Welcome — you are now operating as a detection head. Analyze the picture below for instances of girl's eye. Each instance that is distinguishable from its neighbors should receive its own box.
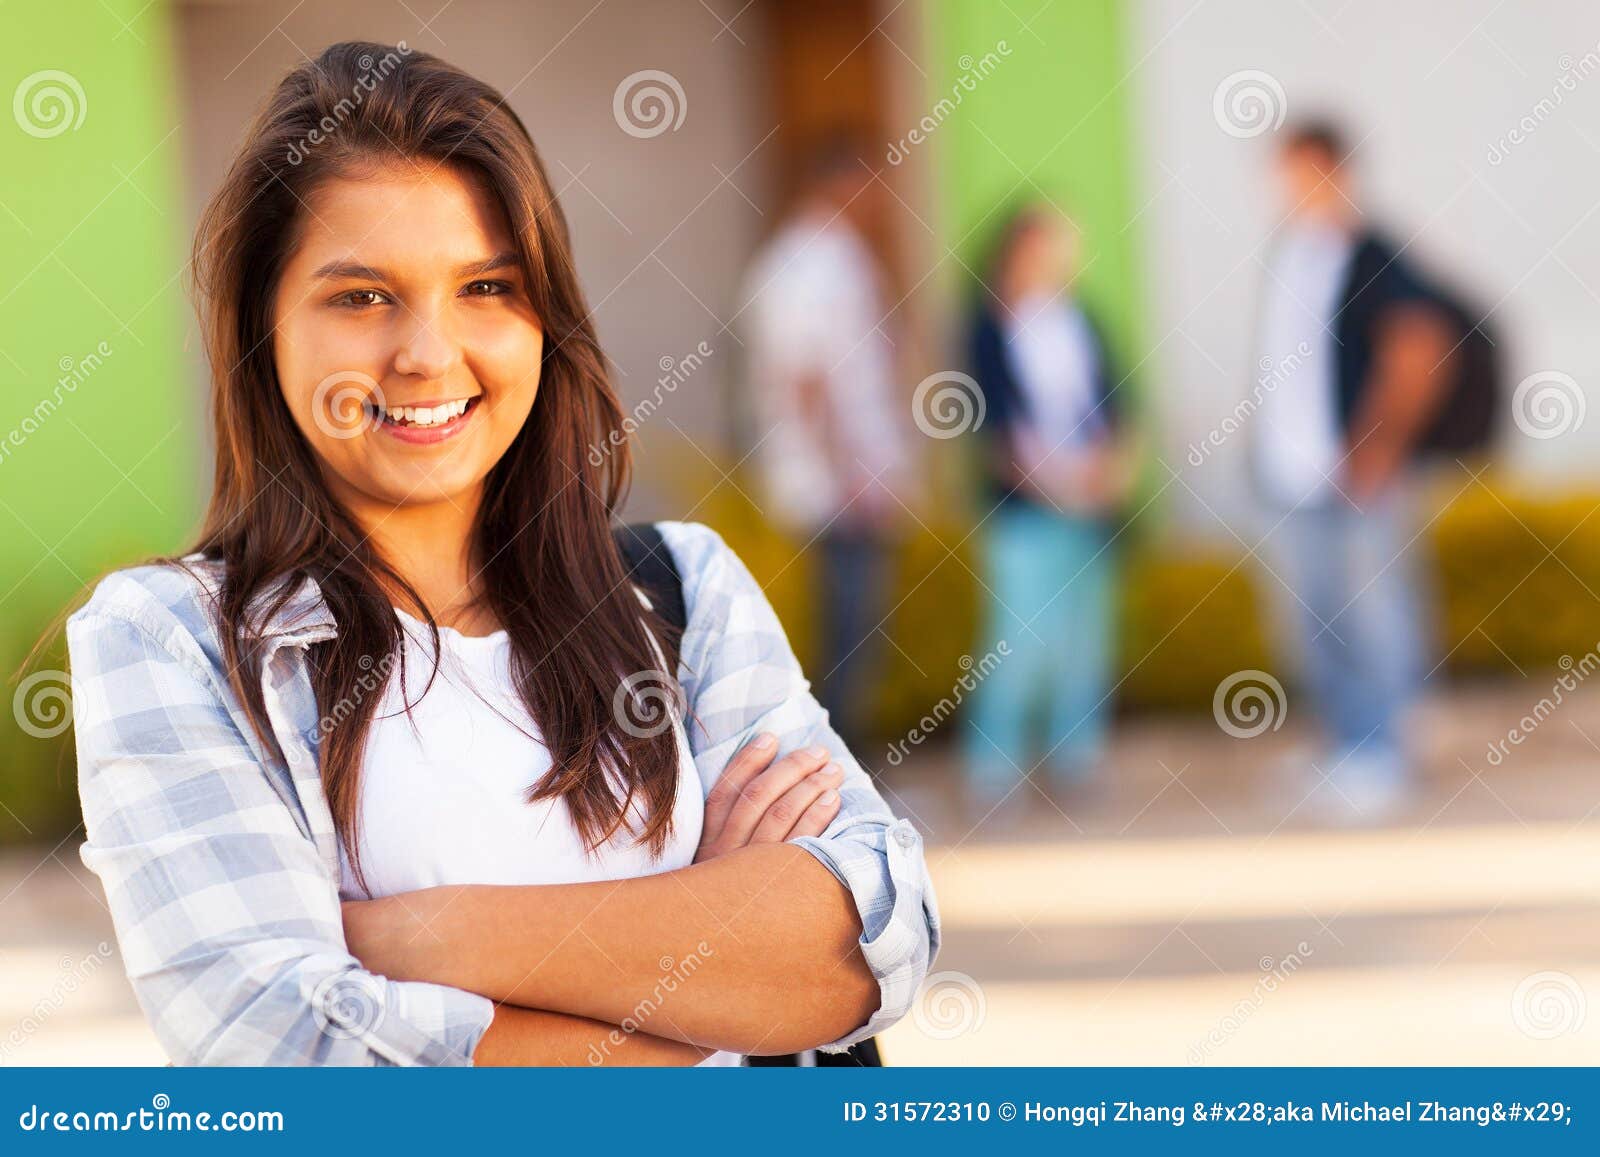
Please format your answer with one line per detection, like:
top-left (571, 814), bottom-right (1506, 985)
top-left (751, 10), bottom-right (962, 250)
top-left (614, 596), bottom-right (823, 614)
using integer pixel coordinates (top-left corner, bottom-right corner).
top-left (462, 279), bottom-right (510, 297)
top-left (338, 289), bottom-right (388, 308)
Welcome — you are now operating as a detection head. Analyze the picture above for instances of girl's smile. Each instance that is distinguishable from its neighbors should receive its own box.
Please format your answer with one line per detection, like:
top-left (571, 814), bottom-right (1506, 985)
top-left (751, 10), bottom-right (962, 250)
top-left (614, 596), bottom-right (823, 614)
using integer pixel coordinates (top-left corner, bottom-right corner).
top-left (368, 393), bottom-right (483, 444)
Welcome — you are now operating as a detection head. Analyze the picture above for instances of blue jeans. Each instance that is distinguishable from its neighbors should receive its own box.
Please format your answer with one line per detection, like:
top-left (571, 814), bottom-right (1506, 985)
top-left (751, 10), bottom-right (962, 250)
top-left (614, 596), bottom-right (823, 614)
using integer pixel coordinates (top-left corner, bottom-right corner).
top-left (1260, 491), bottom-right (1427, 777)
top-left (816, 525), bottom-right (890, 750)
top-left (963, 502), bottom-right (1117, 798)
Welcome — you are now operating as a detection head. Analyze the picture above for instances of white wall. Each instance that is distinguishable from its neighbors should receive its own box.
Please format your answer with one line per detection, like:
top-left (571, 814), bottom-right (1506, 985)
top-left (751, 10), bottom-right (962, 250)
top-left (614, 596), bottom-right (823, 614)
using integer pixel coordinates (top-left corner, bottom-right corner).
top-left (1129, 0), bottom-right (1600, 533)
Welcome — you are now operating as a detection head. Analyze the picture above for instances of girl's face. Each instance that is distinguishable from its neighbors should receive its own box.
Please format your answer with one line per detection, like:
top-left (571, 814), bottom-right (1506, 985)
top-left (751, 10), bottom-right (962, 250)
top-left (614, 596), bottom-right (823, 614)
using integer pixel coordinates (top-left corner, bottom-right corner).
top-left (272, 162), bottom-right (544, 517)
top-left (1007, 215), bottom-right (1079, 300)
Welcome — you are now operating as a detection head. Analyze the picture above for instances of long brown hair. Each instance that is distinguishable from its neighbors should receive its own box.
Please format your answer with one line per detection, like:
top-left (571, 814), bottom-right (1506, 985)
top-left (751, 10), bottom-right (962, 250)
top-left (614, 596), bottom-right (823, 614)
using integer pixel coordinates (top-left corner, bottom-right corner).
top-left (185, 41), bottom-right (682, 882)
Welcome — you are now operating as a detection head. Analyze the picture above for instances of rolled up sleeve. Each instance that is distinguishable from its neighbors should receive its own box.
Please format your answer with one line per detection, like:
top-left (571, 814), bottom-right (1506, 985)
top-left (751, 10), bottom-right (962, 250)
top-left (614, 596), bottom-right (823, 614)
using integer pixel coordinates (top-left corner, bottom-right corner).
top-left (68, 599), bottom-right (494, 1066)
top-left (658, 520), bottom-right (941, 1051)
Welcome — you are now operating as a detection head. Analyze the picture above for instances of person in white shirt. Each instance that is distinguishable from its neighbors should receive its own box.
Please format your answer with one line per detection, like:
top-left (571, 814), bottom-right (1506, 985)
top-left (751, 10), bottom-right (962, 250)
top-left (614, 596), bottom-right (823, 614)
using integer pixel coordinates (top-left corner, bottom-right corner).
top-left (1250, 121), bottom-right (1457, 823)
top-left (738, 138), bottom-right (916, 748)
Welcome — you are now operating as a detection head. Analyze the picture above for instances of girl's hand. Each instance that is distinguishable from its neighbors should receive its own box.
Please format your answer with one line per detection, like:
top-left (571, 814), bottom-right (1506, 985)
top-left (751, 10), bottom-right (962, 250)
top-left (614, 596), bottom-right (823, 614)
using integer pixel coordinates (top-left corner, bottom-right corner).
top-left (694, 733), bottom-right (844, 863)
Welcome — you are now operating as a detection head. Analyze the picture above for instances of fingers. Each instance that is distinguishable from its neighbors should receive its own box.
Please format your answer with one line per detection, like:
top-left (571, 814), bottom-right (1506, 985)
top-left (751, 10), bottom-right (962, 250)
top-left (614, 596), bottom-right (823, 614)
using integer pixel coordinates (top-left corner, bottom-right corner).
top-left (785, 785), bottom-right (844, 840)
top-left (717, 744), bottom-right (833, 850)
top-left (750, 762), bottom-right (845, 844)
top-left (702, 732), bottom-right (779, 838)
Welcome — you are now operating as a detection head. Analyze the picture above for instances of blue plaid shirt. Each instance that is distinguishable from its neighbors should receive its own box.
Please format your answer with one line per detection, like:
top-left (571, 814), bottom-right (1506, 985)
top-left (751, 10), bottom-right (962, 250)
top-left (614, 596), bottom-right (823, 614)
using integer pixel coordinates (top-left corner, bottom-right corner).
top-left (68, 520), bottom-right (940, 1066)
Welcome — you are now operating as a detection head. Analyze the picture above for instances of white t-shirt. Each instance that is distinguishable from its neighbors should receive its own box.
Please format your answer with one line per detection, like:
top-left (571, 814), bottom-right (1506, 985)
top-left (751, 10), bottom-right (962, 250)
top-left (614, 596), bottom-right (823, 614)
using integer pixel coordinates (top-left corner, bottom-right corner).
top-left (338, 606), bottom-right (742, 1067)
top-left (1001, 292), bottom-right (1105, 488)
top-left (740, 213), bottom-right (912, 531)
top-left (1253, 223), bottom-right (1355, 509)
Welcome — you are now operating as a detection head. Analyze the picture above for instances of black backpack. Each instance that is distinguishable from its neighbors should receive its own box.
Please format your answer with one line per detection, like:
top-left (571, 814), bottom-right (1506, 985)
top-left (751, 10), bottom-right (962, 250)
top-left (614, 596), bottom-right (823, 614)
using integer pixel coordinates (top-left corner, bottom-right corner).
top-left (1419, 290), bottom-right (1500, 456)
top-left (612, 522), bottom-right (885, 1068)
top-left (1337, 236), bottom-right (1500, 458)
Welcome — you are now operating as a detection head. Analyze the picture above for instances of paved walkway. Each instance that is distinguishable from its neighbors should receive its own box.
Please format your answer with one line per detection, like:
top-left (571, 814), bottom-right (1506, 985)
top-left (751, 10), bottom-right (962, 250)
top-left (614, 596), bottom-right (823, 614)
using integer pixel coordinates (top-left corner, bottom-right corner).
top-left (2, 683), bottom-right (1596, 1065)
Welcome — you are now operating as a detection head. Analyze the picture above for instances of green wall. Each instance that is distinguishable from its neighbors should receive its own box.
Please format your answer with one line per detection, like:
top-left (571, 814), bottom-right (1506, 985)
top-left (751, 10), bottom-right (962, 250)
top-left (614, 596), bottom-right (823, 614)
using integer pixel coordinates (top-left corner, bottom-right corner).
top-left (1, 0), bottom-right (198, 839)
top-left (928, 0), bottom-right (1145, 388)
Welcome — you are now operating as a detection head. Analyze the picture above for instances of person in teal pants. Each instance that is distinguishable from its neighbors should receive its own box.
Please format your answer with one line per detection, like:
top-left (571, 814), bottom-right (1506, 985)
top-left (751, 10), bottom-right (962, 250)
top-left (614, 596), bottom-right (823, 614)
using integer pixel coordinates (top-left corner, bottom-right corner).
top-left (961, 205), bottom-right (1135, 813)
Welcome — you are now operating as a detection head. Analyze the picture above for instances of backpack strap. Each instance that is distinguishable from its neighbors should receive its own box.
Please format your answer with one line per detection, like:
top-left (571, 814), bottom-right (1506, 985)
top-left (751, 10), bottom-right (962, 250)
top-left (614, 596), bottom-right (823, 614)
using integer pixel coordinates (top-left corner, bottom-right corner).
top-left (612, 521), bottom-right (687, 631)
top-left (611, 520), bottom-right (885, 1069)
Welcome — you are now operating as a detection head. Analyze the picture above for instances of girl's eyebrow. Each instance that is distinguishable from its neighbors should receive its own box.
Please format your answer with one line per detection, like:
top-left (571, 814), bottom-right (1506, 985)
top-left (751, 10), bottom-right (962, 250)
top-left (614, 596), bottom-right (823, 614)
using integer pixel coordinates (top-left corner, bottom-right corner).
top-left (312, 259), bottom-right (391, 282)
top-left (454, 250), bottom-right (521, 278)
top-left (310, 251), bottom-right (520, 282)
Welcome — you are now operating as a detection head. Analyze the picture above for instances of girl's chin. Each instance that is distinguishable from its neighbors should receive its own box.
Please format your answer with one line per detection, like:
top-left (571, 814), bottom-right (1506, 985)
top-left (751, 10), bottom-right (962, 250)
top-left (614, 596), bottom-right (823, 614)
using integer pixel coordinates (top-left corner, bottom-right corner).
top-left (346, 473), bottom-right (484, 513)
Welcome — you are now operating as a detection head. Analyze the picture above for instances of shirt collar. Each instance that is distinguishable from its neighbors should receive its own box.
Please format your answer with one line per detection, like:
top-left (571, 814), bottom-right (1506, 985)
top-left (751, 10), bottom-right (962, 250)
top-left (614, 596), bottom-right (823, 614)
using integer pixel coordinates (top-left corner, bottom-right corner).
top-left (182, 554), bottom-right (338, 642)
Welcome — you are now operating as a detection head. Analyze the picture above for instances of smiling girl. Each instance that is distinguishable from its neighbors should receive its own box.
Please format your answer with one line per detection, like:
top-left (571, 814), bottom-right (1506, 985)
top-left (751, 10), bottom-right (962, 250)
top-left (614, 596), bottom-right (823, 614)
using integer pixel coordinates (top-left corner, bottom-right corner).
top-left (66, 42), bottom-right (938, 1066)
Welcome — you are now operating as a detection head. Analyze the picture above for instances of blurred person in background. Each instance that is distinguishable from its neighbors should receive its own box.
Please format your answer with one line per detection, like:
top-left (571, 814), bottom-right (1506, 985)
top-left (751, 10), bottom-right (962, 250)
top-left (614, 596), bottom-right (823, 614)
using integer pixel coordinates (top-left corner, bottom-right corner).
top-left (1250, 120), bottom-right (1458, 822)
top-left (960, 204), bottom-right (1135, 816)
top-left (738, 135), bottom-right (916, 751)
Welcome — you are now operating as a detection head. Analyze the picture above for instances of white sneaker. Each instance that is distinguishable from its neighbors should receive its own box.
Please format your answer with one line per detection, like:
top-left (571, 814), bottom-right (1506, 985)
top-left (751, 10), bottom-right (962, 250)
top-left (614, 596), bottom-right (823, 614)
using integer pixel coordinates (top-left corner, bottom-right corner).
top-left (1314, 750), bottom-right (1416, 827)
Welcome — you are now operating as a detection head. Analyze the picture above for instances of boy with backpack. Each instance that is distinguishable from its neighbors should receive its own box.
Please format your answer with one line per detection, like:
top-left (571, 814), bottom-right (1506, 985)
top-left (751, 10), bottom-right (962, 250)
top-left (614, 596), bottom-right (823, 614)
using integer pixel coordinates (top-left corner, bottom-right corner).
top-left (1250, 120), bottom-right (1496, 822)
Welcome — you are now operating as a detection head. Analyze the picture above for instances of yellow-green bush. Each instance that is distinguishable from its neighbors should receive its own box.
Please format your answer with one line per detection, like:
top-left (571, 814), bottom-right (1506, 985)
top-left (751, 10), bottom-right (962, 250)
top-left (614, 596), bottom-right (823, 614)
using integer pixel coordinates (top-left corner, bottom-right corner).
top-left (692, 468), bottom-right (1600, 738)
top-left (7, 469), bottom-right (1595, 842)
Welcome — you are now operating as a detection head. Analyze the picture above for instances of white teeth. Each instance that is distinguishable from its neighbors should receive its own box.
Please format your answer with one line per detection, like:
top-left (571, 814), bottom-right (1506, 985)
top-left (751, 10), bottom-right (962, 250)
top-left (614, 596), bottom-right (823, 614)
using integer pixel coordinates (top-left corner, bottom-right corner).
top-left (379, 398), bottom-right (473, 426)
